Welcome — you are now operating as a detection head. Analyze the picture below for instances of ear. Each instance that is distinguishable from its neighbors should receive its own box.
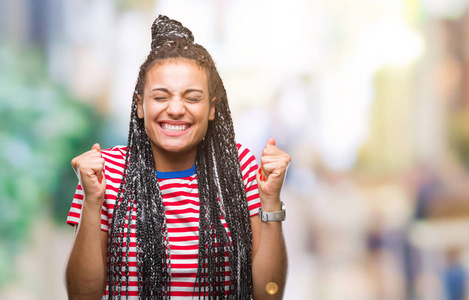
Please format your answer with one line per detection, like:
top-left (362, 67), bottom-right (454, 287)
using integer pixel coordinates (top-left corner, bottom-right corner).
top-left (209, 97), bottom-right (216, 121)
top-left (136, 94), bottom-right (144, 119)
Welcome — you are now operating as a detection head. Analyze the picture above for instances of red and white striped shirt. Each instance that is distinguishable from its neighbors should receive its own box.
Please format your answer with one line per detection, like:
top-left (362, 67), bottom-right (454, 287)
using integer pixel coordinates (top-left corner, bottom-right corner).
top-left (67, 143), bottom-right (261, 299)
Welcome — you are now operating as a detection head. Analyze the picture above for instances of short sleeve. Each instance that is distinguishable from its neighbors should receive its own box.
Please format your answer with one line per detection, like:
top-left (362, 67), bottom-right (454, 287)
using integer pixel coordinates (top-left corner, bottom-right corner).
top-left (237, 144), bottom-right (261, 217)
top-left (66, 146), bottom-right (127, 232)
top-left (66, 183), bottom-right (109, 232)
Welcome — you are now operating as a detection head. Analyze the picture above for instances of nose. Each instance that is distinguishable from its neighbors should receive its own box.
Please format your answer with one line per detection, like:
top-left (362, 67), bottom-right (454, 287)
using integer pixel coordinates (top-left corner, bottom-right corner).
top-left (167, 98), bottom-right (185, 118)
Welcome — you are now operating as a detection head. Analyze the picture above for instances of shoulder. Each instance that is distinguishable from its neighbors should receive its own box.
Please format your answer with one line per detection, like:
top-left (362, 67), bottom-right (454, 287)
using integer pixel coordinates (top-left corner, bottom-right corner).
top-left (101, 145), bottom-right (127, 157)
top-left (101, 145), bottom-right (127, 161)
top-left (101, 145), bottom-right (127, 174)
top-left (236, 143), bottom-right (258, 177)
top-left (236, 143), bottom-right (257, 165)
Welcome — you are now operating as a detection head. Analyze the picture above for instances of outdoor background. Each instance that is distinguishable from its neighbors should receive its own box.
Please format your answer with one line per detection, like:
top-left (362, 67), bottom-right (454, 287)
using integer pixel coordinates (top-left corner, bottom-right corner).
top-left (2, 0), bottom-right (469, 299)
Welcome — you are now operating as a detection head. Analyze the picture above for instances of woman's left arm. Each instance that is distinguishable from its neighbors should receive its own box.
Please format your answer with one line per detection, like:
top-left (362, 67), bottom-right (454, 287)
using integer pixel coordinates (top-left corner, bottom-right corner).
top-left (251, 138), bottom-right (290, 299)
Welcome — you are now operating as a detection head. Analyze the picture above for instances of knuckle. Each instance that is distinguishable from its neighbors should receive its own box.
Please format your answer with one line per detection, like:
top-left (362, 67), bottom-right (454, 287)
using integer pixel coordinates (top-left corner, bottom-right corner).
top-left (74, 159), bottom-right (82, 168)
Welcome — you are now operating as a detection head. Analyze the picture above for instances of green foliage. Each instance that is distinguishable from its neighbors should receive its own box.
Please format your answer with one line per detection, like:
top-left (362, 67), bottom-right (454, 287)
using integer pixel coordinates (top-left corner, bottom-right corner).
top-left (0, 45), bottom-right (104, 286)
top-left (115, 0), bottom-right (154, 11)
top-left (449, 109), bottom-right (469, 168)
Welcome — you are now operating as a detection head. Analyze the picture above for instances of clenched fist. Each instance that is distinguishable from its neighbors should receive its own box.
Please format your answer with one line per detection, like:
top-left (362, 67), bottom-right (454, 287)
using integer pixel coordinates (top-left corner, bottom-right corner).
top-left (257, 138), bottom-right (291, 209)
top-left (71, 143), bottom-right (106, 206)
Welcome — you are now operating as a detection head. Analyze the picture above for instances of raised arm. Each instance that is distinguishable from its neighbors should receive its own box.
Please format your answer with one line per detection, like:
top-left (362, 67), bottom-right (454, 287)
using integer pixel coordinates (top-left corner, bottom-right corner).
top-left (251, 138), bottom-right (290, 299)
top-left (66, 143), bottom-right (108, 300)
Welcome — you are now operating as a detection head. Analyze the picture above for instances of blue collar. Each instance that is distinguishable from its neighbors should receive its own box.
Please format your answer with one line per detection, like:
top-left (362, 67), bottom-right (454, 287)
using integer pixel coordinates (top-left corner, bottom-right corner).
top-left (155, 164), bottom-right (196, 179)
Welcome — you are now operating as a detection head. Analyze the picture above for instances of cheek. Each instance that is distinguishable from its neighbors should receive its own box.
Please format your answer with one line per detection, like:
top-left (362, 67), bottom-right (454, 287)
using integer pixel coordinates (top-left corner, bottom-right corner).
top-left (142, 119), bottom-right (153, 139)
top-left (198, 118), bottom-right (211, 138)
top-left (142, 102), bottom-right (151, 117)
top-left (142, 102), bottom-right (164, 119)
top-left (142, 105), bottom-right (160, 133)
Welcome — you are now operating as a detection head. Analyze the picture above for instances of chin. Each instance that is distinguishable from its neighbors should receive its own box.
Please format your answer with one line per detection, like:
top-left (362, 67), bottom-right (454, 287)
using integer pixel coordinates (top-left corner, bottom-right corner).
top-left (159, 142), bottom-right (193, 154)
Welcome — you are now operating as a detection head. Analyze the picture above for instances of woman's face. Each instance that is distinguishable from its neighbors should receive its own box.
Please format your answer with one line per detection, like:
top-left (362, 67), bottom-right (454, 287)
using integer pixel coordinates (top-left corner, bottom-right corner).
top-left (137, 58), bottom-right (215, 165)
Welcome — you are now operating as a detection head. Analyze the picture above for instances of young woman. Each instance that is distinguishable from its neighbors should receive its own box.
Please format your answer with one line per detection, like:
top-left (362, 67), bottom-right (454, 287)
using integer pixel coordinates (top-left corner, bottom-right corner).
top-left (66, 15), bottom-right (290, 300)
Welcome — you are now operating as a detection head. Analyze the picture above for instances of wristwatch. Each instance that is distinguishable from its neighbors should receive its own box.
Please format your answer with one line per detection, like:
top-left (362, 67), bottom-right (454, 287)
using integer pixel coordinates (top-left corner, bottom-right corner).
top-left (258, 202), bottom-right (286, 222)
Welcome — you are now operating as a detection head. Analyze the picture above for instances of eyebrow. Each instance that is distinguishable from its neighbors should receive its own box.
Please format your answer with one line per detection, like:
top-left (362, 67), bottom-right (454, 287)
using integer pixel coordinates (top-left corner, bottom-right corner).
top-left (150, 88), bottom-right (204, 95)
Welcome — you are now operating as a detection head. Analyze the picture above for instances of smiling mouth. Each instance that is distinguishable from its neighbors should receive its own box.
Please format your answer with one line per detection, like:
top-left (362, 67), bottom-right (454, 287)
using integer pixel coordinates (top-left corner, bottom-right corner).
top-left (160, 123), bottom-right (191, 132)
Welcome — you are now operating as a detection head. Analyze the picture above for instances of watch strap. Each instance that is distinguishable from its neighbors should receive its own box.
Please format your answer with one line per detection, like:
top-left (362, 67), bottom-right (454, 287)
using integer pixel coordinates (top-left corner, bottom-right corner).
top-left (258, 202), bottom-right (286, 222)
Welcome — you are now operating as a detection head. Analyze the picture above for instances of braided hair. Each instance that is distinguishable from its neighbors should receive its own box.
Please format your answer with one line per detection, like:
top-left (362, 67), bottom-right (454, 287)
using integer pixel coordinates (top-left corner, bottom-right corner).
top-left (107, 15), bottom-right (253, 299)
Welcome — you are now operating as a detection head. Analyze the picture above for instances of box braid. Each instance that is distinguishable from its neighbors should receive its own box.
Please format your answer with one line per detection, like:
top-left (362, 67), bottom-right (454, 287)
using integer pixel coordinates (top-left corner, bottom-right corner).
top-left (107, 15), bottom-right (253, 299)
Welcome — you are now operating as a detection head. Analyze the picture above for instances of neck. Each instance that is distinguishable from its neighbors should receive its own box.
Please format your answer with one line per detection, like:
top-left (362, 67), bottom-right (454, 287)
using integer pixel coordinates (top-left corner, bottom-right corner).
top-left (151, 147), bottom-right (197, 172)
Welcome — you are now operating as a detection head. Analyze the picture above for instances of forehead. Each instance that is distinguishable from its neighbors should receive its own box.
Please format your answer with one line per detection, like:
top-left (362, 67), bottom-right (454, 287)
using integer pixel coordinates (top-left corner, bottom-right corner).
top-left (146, 58), bottom-right (208, 88)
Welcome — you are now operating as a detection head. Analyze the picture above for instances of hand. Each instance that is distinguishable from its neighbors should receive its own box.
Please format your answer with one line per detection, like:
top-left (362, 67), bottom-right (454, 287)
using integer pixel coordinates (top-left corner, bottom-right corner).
top-left (257, 138), bottom-right (291, 209)
top-left (71, 143), bottom-right (106, 205)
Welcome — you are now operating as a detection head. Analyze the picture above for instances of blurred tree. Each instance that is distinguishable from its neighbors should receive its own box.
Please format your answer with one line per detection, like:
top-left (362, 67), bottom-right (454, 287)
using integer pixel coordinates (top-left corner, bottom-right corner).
top-left (0, 44), bottom-right (104, 287)
top-left (448, 110), bottom-right (469, 168)
top-left (116, 0), bottom-right (155, 11)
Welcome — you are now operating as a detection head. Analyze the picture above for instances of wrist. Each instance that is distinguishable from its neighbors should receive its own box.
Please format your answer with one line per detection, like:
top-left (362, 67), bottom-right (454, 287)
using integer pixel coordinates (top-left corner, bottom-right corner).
top-left (260, 202), bottom-right (281, 212)
top-left (258, 201), bottom-right (286, 222)
top-left (260, 197), bottom-right (281, 212)
top-left (82, 196), bottom-right (104, 215)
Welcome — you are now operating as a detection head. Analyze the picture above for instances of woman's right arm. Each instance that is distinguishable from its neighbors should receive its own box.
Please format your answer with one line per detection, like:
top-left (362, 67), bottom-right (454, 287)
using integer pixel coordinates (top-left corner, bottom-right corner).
top-left (66, 143), bottom-right (108, 300)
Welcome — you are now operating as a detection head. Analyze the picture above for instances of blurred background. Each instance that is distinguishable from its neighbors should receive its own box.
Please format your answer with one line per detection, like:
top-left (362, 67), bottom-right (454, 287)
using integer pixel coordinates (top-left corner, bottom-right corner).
top-left (3, 0), bottom-right (469, 299)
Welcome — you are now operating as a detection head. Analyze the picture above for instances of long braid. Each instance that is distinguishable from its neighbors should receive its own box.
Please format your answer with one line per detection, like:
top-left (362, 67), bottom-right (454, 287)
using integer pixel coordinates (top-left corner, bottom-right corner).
top-left (108, 68), bottom-right (171, 299)
top-left (195, 139), bottom-right (233, 298)
top-left (107, 97), bottom-right (133, 297)
top-left (204, 79), bottom-right (254, 298)
top-left (108, 15), bottom-right (253, 299)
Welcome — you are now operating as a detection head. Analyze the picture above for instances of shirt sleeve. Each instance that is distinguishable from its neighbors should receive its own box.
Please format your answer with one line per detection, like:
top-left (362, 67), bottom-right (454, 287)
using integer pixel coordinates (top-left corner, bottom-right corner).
top-left (237, 144), bottom-right (262, 217)
top-left (66, 183), bottom-right (110, 232)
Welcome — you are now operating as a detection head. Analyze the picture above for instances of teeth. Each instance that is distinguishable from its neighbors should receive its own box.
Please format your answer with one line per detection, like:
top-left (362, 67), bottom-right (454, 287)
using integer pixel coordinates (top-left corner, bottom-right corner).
top-left (162, 124), bottom-right (188, 131)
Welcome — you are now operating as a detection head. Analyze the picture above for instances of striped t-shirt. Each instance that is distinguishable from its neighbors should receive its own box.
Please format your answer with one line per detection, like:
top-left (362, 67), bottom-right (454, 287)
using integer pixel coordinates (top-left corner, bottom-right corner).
top-left (67, 143), bottom-right (261, 299)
